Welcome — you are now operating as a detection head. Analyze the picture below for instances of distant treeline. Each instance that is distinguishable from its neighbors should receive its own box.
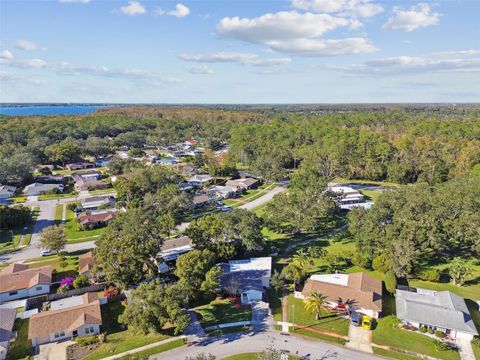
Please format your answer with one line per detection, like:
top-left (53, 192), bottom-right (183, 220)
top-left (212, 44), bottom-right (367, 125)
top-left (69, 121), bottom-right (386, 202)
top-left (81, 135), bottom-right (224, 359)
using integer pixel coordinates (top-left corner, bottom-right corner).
top-left (1, 106), bottom-right (479, 185)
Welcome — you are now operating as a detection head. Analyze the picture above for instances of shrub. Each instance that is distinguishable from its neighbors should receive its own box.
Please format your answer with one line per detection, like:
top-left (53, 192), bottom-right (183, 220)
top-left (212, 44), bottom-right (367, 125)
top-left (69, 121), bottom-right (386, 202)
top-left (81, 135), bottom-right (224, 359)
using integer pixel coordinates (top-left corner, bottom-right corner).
top-left (104, 284), bottom-right (120, 299)
top-left (73, 275), bottom-right (89, 289)
top-left (352, 253), bottom-right (371, 268)
top-left (60, 276), bottom-right (74, 288)
top-left (384, 271), bottom-right (397, 294)
top-left (434, 340), bottom-right (449, 352)
top-left (67, 203), bottom-right (77, 211)
top-left (59, 261), bottom-right (68, 269)
top-left (419, 268), bottom-right (441, 282)
top-left (427, 328), bottom-right (434, 334)
top-left (435, 330), bottom-right (445, 338)
top-left (76, 335), bottom-right (99, 346)
top-left (372, 254), bottom-right (391, 273)
top-left (419, 326), bottom-right (427, 333)
top-left (57, 285), bottom-right (69, 294)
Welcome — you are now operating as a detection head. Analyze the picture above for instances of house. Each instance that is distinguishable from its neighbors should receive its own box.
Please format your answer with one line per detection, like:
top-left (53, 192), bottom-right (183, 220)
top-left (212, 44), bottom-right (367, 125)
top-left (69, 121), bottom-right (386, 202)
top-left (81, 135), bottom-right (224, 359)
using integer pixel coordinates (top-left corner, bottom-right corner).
top-left (159, 236), bottom-right (194, 262)
top-left (174, 163), bottom-right (198, 177)
top-left (155, 157), bottom-right (180, 166)
top-left (28, 293), bottom-right (102, 347)
top-left (23, 183), bottom-right (64, 197)
top-left (77, 210), bottom-right (117, 230)
top-left (298, 272), bottom-right (383, 318)
top-left (188, 174), bottom-right (213, 188)
top-left (226, 178), bottom-right (259, 191)
top-left (0, 264), bottom-right (52, 303)
top-left (65, 162), bottom-right (95, 171)
top-left (72, 171), bottom-right (101, 183)
top-left (0, 308), bottom-right (16, 360)
top-left (80, 196), bottom-right (115, 210)
top-left (221, 257), bottom-right (272, 304)
top-left (35, 174), bottom-right (65, 184)
top-left (0, 185), bottom-right (16, 201)
top-left (79, 252), bottom-right (95, 279)
top-left (192, 194), bottom-right (212, 208)
top-left (95, 158), bottom-right (111, 167)
top-left (327, 186), bottom-right (373, 210)
top-left (74, 180), bottom-right (109, 192)
top-left (207, 185), bottom-right (238, 200)
top-left (395, 288), bottom-right (478, 340)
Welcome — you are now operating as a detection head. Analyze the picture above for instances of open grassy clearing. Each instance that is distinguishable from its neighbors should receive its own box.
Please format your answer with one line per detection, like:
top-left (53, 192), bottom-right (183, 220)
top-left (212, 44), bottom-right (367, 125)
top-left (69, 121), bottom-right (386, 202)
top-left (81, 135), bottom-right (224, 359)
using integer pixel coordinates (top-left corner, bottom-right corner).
top-left (194, 297), bottom-right (252, 328)
top-left (38, 191), bottom-right (78, 201)
top-left (88, 188), bottom-right (116, 195)
top-left (372, 316), bottom-right (460, 360)
top-left (372, 347), bottom-right (422, 360)
top-left (115, 338), bottom-right (186, 360)
top-left (82, 301), bottom-right (172, 360)
top-left (332, 178), bottom-right (402, 188)
top-left (290, 328), bottom-right (347, 345)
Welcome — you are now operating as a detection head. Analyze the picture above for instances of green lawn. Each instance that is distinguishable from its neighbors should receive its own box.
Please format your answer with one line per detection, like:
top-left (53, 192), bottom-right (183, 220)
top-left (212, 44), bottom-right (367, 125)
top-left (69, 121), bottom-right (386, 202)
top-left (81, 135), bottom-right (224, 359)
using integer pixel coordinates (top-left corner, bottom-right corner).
top-left (372, 316), bottom-right (460, 360)
top-left (291, 328), bottom-right (347, 345)
top-left (207, 325), bottom-right (251, 336)
top-left (38, 191), bottom-right (78, 201)
top-left (10, 195), bottom-right (27, 203)
top-left (82, 302), bottom-right (172, 360)
top-left (373, 347), bottom-right (422, 360)
top-left (0, 206), bottom-right (39, 252)
top-left (64, 208), bottom-right (106, 241)
top-left (194, 298), bottom-right (252, 328)
top-left (360, 189), bottom-right (383, 202)
top-left (287, 295), bottom-right (349, 336)
top-left (88, 188), bottom-right (116, 195)
top-left (333, 178), bottom-right (402, 188)
top-left (6, 319), bottom-right (33, 360)
top-left (53, 167), bottom-right (108, 176)
top-left (115, 338), bottom-right (186, 360)
top-left (23, 206), bottom-right (39, 246)
top-left (26, 253), bottom-right (80, 281)
top-left (471, 341), bottom-right (480, 360)
top-left (55, 203), bottom-right (64, 222)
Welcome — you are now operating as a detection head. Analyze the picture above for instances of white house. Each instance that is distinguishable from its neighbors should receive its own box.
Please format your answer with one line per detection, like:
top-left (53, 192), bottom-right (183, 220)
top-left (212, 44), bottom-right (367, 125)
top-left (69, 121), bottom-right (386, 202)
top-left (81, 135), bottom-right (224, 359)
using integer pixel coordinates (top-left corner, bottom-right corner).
top-left (23, 183), bottom-right (64, 197)
top-left (396, 288), bottom-right (478, 340)
top-left (327, 186), bottom-right (373, 210)
top-left (221, 257), bottom-right (272, 304)
top-left (28, 293), bottom-right (102, 347)
top-left (207, 185), bottom-right (238, 200)
top-left (80, 195), bottom-right (115, 210)
top-left (0, 185), bottom-right (16, 201)
top-left (0, 264), bottom-right (52, 303)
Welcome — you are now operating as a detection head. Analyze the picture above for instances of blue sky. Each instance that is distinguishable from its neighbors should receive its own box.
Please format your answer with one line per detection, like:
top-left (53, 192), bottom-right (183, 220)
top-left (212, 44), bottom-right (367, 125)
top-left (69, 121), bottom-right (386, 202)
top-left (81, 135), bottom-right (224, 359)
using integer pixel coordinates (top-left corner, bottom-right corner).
top-left (0, 0), bottom-right (479, 103)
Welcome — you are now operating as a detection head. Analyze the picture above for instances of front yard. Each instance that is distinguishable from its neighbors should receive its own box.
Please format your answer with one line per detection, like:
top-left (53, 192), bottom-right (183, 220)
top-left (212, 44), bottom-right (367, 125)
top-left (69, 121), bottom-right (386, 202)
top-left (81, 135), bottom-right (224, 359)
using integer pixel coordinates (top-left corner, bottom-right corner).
top-left (194, 297), bottom-right (252, 328)
top-left (55, 204), bottom-right (106, 242)
top-left (0, 206), bottom-right (39, 253)
top-left (372, 316), bottom-right (460, 360)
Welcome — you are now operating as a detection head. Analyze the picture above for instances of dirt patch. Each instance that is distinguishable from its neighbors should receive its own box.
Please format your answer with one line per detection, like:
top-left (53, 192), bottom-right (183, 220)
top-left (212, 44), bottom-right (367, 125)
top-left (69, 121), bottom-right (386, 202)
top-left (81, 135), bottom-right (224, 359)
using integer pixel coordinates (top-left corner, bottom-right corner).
top-left (66, 343), bottom-right (100, 360)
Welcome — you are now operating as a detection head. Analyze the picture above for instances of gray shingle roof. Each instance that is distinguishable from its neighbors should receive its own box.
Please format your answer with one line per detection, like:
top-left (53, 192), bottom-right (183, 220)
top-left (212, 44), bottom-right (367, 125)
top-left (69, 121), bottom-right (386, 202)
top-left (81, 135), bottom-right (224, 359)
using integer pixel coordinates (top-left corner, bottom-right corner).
top-left (395, 289), bottom-right (478, 335)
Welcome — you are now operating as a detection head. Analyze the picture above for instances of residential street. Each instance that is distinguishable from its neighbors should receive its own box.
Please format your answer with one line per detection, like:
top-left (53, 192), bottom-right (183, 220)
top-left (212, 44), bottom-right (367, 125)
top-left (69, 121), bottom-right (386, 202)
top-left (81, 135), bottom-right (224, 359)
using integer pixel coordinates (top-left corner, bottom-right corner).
top-left (153, 330), bottom-right (382, 360)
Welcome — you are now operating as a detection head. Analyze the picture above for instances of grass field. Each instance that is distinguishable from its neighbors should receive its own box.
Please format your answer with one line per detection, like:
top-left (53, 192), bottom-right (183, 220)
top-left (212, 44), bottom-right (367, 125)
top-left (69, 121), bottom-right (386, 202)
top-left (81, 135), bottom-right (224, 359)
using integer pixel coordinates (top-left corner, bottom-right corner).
top-left (38, 190), bottom-right (78, 201)
top-left (26, 252), bottom-right (80, 281)
top-left (373, 347), bottom-right (422, 360)
top-left (287, 295), bottom-right (349, 336)
top-left (372, 316), bottom-right (460, 360)
top-left (194, 297), bottom-right (252, 328)
top-left (290, 328), bottom-right (347, 345)
top-left (63, 207), bottom-right (106, 242)
top-left (82, 302), bottom-right (172, 360)
top-left (6, 319), bottom-right (33, 360)
top-left (0, 206), bottom-right (39, 252)
top-left (115, 338), bottom-right (186, 360)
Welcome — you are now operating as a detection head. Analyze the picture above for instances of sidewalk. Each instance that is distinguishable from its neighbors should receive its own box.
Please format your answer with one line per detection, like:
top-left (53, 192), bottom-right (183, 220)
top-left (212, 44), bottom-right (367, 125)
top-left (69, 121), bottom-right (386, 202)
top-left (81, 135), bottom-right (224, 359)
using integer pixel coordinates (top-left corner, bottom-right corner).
top-left (99, 336), bottom-right (186, 360)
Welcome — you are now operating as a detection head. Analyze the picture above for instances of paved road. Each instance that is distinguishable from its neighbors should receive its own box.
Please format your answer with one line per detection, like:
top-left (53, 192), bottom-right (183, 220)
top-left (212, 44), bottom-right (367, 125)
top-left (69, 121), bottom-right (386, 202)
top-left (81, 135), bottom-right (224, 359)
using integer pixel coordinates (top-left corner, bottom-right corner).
top-left (0, 193), bottom-right (112, 264)
top-left (153, 330), bottom-right (381, 360)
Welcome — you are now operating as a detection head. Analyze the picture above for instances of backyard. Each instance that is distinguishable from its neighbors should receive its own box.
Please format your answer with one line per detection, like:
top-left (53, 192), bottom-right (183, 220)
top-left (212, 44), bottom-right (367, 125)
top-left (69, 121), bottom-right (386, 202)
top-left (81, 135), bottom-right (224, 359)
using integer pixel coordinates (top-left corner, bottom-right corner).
top-left (193, 297), bottom-right (252, 328)
top-left (6, 319), bottom-right (33, 360)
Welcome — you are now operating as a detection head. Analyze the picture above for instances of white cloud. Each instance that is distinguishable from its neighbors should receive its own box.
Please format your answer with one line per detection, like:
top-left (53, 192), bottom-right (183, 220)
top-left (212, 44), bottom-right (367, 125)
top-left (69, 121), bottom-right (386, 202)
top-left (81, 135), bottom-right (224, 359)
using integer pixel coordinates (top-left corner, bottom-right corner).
top-left (0, 71), bottom-right (47, 85)
top-left (383, 3), bottom-right (441, 32)
top-left (185, 65), bottom-right (214, 74)
top-left (59, 0), bottom-right (91, 3)
top-left (0, 50), bottom-right (14, 60)
top-left (2, 58), bottom-right (48, 68)
top-left (433, 50), bottom-right (480, 57)
top-left (291, 0), bottom-right (383, 18)
top-left (118, 1), bottom-right (146, 16)
top-left (156, 3), bottom-right (190, 18)
top-left (329, 54), bottom-right (480, 75)
top-left (180, 52), bottom-right (292, 66)
top-left (16, 39), bottom-right (38, 51)
top-left (216, 11), bottom-right (375, 56)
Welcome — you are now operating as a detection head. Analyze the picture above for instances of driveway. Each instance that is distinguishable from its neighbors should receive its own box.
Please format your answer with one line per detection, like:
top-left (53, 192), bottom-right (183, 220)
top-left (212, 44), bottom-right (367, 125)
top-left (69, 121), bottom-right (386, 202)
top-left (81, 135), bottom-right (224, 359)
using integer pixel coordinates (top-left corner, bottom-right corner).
top-left (251, 301), bottom-right (271, 332)
top-left (457, 338), bottom-right (476, 360)
top-left (153, 330), bottom-right (381, 360)
top-left (346, 323), bottom-right (373, 353)
top-left (238, 184), bottom-right (287, 211)
top-left (35, 340), bottom-right (73, 360)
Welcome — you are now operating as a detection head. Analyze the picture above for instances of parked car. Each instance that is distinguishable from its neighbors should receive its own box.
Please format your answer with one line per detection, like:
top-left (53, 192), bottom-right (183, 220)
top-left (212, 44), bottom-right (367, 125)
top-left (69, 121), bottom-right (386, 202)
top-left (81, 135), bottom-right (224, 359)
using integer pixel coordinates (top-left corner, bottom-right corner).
top-left (350, 311), bottom-right (362, 326)
top-left (41, 250), bottom-right (54, 256)
top-left (362, 315), bottom-right (373, 330)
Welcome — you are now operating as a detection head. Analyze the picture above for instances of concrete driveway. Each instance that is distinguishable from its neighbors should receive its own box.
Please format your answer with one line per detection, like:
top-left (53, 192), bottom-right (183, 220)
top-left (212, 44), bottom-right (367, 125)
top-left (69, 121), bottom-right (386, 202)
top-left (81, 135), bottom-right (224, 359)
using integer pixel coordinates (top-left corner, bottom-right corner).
top-left (346, 323), bottom-right (373, 353)
top-left (35, 340), bottom-right (73, 360)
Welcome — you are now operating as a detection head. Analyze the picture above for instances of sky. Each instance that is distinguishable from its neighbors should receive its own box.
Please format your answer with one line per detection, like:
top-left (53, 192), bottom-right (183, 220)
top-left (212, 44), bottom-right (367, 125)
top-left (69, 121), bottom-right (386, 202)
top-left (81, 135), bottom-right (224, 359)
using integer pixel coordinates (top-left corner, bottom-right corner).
top-left (0, 0), bottom-right (479, 103)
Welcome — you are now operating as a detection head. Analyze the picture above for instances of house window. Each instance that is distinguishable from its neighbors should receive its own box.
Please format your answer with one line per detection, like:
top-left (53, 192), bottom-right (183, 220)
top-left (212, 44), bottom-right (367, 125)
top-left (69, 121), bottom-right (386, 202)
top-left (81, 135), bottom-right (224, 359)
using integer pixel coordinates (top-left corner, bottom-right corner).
top-left (8, 291), bottom-right (18, 296)
top-left (36, 286), bottom-right (42, 290)
top-left (85, 327), bottom-right (94, 334)
top-left (54, 331), bottom-right (65, 338)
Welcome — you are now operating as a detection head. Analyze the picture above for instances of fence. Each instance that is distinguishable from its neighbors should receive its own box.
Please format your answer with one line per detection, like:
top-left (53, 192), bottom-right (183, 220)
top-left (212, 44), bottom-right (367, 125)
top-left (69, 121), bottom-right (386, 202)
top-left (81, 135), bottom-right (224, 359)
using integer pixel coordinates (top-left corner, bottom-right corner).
top-left (17, 309), bottom-right (38, 319)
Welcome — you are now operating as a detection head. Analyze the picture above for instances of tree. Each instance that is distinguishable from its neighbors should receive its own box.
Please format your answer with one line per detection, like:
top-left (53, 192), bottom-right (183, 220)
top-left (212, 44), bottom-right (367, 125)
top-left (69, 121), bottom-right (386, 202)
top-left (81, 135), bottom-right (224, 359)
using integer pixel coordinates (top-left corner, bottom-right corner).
top-left (384, 271), bottom-right (397, 294)
top-left (304, 292), bottom-right (329, 320)
top-left (175, 249), bottom-right (216, 295)
top-left (0, 145), bottom-right (37, 185)
top-left (281, 262), bottom-right (307, 288)
top-left (185, 354), bottom-right (216, 360)
top-left (449, 258), bottom-right (473, 286)
top-left (39, 225), bottom-right (66, 253)
top-left (73, 275), bottom-right (89, 289)
top-left (119, 280), bottom-right (190, 335)
top-left (44, 137), bottom-right (81, 166)
top-left (94, 209), bottom-right (163, 288)
top-left (200, 266), bottom-right (223, 295)
top-left (270, 270), bottom-right (285, 292)
top-left (84, 136), bottom-right (111, 158)
top-left (292, 249), bottom-right (313, 269)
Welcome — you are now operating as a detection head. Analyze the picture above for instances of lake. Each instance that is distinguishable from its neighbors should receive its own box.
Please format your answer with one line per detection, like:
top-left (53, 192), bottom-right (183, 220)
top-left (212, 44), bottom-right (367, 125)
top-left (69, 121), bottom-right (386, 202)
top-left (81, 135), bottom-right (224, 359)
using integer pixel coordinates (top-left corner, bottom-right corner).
top-left (0, 105), bottom-right (107, 116)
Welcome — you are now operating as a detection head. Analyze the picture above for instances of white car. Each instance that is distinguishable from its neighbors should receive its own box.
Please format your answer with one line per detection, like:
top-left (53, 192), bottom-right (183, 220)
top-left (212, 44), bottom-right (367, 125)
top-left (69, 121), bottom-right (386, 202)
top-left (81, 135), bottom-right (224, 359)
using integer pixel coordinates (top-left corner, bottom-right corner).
top-left (41, 250), bottom-right (54, 256)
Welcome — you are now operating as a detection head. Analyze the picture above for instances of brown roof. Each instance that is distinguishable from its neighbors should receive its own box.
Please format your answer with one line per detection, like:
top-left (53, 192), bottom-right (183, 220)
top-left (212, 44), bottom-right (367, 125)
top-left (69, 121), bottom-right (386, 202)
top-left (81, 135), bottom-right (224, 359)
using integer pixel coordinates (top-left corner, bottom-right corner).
top-left (79, 252), bottom-right (95, 274)
top-left (0, 265), bottom-right (52, 293)
top-left (302, 272), bottom-right (383, 312)
top-left (193, 194), bottom-right (210, 204)
top-left (161, 236), bottom-right (193, 252)
top-left (77, 210), bottom-right (116, 226)
top-left (28, 299), bottom-right (102, 339)
top-left (0, 263), bottom-right (29, 275)
top-left (0, 308), bottom-right (17, 340)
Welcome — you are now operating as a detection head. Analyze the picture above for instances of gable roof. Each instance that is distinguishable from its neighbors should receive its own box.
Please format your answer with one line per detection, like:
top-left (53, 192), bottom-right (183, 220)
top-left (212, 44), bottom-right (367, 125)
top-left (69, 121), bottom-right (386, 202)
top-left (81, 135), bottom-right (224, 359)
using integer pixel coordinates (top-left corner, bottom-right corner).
top-left (79, 252), bottom-right (95, 274)
top-left (0, 263), bottom-right (29, 275)
top-left (396, 288), bottom-right (478, 335)
top-left (161, 236), bottom-right (193, 253)
top-left (226, 178), bottom-right (258, 188)
top-left (77, 210), bottom-right (116, 226)
top-left (0, 308), bottom-right (16, 342)
top-left (0, 265), bottom-right (52, 293)
top-left (28, 298), bottom-right (102, 339)
top-left (302, 272), bottom-right (383, 312)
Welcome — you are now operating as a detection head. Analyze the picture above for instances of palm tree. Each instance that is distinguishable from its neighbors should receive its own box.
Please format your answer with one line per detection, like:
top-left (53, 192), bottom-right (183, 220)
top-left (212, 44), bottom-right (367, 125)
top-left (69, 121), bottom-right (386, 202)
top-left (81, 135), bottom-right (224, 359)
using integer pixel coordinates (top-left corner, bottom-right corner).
top-left (292, 248), bottom-right (313, 269)
top-left (304, 292), bottom-right (329, 320)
